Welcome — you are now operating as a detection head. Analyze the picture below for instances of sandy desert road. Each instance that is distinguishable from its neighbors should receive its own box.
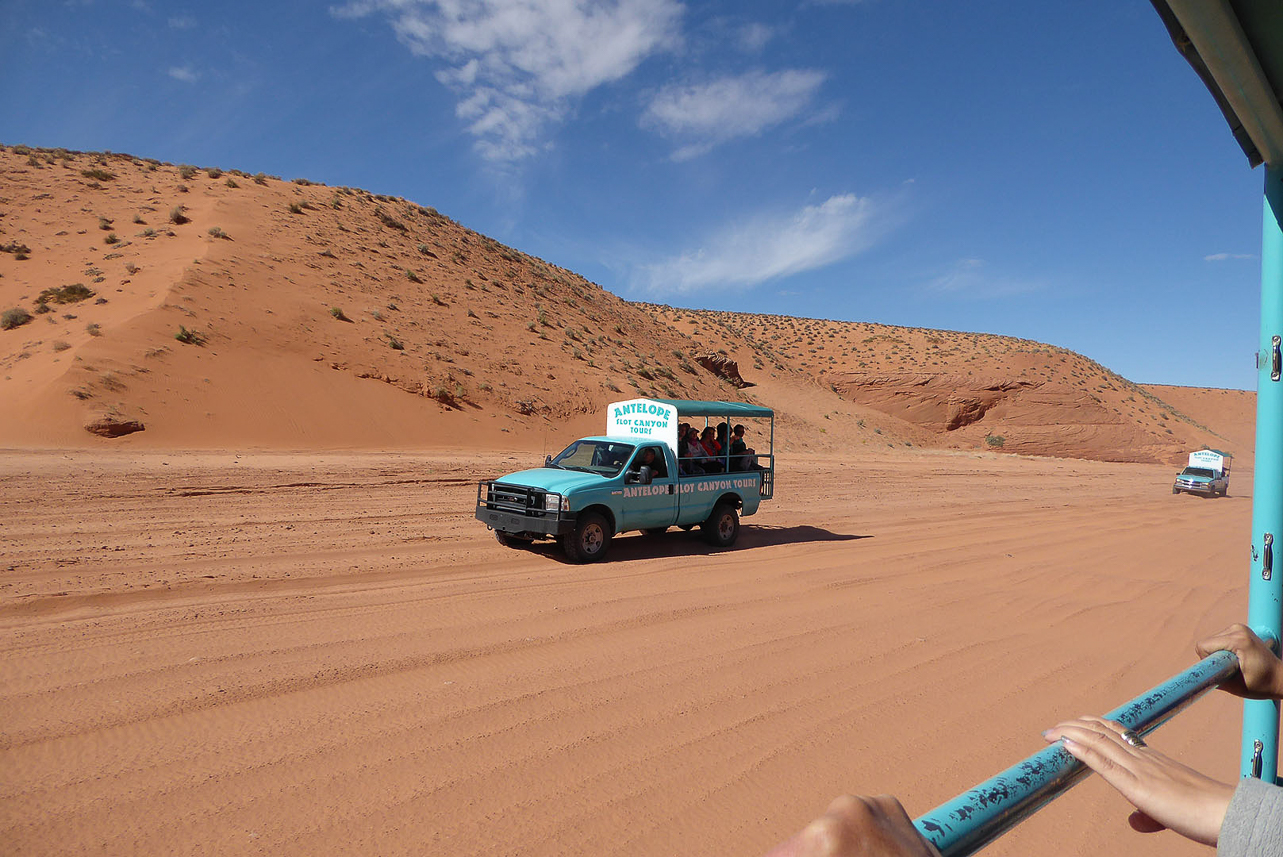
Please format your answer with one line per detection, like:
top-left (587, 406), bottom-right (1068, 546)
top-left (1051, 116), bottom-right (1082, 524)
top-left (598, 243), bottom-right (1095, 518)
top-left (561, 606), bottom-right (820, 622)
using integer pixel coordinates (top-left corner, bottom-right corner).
top-left (0, 449), bottom-right (1254, 856)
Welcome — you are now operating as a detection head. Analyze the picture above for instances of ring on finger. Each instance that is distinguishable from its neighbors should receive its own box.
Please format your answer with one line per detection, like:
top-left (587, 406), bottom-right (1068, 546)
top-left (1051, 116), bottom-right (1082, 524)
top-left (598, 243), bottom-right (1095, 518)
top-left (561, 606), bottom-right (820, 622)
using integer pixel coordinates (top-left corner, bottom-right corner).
top-left (1121, 729), bottom-right (1146, 748)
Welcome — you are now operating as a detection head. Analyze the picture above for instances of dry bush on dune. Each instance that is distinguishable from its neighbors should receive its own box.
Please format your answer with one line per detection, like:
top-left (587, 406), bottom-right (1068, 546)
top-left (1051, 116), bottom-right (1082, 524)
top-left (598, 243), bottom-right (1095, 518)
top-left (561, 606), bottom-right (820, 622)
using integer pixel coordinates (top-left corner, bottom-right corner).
top-left (1, 307), bottom-right (33, 330)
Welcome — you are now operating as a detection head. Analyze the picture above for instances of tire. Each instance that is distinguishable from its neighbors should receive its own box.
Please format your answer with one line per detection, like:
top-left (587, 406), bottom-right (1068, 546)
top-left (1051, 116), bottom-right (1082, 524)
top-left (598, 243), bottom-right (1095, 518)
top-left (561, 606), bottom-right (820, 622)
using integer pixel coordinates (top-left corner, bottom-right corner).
top-left (563, 512), bottom-right (611, 563)
top-left (702, 502), bottom-right (740, 548)
top-left (495, 530), bottom-right (533, 549)
top-left (643, 527), bottom-right (668, 536)
top-left (1172, 487), bottom-right (1180, 495)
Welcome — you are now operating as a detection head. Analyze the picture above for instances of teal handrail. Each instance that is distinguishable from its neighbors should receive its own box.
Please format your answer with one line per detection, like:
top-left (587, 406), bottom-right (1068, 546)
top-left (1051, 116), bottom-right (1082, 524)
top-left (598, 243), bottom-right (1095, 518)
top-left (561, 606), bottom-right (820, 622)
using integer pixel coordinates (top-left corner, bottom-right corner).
top-left (913, 651), bottom-right (1239, 857)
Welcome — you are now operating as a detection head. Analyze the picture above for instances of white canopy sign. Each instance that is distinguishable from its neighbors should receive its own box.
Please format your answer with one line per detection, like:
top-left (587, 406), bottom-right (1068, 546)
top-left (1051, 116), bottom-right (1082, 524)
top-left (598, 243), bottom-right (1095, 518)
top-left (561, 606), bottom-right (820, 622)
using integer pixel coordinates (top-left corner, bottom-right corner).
top-left (606, 398), bottom-right (678, 453)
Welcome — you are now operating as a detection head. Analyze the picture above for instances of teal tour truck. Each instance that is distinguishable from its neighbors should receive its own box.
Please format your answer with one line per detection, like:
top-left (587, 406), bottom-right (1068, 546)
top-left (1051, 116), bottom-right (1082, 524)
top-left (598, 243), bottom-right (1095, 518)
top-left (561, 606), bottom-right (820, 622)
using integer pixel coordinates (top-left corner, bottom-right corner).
top-left (475, 398), bottom-right (775, 562)
top-left (1172, 448), bottom-right (1233, 497)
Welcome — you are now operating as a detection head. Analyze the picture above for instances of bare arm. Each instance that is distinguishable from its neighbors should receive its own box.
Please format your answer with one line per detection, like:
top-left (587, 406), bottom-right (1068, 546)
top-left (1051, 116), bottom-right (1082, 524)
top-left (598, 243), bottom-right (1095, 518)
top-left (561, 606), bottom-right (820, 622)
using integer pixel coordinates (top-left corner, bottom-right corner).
top-left (1043, 716), bottom-right (1233, 846)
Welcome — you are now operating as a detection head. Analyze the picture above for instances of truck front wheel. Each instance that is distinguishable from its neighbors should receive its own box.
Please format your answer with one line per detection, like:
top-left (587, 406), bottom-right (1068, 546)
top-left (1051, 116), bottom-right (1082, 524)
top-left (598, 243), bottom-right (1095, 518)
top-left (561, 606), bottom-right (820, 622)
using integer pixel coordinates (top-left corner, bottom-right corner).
top-left (702, 502), bottom-right (740, 548)
top-left (564, 512), bottom-right (611, 563)
top-left (495, 530), bottom-right (534, 549)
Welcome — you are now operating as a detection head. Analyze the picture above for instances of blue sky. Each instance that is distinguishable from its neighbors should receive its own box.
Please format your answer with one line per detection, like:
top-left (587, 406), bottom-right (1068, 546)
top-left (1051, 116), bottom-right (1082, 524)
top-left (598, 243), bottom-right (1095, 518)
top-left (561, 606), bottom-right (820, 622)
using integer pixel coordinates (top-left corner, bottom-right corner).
top-left (1, 0), bottom-right (1268, 389)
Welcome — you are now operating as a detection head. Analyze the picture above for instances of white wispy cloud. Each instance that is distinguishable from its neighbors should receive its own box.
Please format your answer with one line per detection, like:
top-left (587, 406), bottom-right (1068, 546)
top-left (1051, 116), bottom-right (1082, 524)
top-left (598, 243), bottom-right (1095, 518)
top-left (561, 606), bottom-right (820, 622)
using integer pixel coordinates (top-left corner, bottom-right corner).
top-left (926, 258), bottom-right (1043, 298)
top-left (167, 65), bottom-right (200, 83)
top-left (334, 0), bottom-right (683, 162)
top-left (636, 193), bottom-right (883, 293)
top-left (168, 15), bottom-right (196, 29)
top-left (641, 68), bottom-right (827, 160)
top-left (1204, 252), bottom-right (1256, 262)
top-left (736, 22), bottom-right (774, 52)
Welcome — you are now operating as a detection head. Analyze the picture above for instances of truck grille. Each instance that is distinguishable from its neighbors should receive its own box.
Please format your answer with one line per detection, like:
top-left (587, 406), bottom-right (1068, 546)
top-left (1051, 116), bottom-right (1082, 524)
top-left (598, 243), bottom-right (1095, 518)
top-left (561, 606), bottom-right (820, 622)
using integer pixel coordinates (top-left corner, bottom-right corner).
top-left (1175, 479), bottom-right (1210, 491)
top-left (482, 482), bottom-right (548, 516)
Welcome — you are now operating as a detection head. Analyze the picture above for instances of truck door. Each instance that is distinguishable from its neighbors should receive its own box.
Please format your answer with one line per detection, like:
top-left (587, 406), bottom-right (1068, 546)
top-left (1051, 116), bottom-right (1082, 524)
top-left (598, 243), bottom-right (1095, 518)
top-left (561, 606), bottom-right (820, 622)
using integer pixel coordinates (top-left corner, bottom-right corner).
top-left (621, 445), bottom-right (678, 531)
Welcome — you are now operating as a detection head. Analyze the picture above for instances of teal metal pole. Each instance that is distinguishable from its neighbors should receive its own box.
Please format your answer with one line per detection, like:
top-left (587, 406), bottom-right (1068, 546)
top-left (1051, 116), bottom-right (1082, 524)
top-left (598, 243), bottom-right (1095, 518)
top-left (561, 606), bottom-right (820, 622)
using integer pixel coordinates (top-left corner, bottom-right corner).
top-left (1243, 165), bottom-right (1283, 782)
top-left (913, 652), bottom-right (1239, 857)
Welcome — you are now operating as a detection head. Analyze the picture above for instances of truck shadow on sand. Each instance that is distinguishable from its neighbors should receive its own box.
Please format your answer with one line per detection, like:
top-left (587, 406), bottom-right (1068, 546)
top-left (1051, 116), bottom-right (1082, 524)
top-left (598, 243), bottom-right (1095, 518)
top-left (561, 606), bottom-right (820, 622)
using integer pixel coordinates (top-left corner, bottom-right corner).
top-left (525, 525), bottom-right (870, 565)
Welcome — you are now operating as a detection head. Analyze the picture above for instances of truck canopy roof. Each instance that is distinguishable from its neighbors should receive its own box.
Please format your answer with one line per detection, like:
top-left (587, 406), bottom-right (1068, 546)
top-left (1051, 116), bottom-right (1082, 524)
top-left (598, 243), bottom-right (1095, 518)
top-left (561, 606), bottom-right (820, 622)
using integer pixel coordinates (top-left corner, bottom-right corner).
top-left (645, 399), bottom-right (774, 419)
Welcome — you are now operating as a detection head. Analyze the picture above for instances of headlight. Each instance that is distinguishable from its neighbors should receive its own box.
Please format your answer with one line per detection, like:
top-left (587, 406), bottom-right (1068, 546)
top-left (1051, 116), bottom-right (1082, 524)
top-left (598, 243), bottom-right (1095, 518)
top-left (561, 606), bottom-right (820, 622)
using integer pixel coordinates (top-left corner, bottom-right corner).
top-left (544, 492), bottom-right (562, 511)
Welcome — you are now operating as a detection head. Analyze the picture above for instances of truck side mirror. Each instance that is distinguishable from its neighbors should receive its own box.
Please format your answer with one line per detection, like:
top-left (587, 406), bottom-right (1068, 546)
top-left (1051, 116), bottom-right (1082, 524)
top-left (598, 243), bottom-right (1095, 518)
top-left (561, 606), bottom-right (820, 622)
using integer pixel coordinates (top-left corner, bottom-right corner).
top-left (545, 455), bottom-right (554, 467)
top-left (625, 466), bottom-right (654, 485)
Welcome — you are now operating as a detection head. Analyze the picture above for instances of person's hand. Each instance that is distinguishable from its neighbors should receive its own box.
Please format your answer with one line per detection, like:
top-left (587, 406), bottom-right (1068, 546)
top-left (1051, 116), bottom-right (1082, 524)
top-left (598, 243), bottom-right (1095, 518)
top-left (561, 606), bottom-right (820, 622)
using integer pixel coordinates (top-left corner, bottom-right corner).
top-left (1196, 623), bottom-right (1283, 699)
top-left (1043, 716), bottom-right (1233, 845)
top-left (763, 794), bottom-right (941, 857)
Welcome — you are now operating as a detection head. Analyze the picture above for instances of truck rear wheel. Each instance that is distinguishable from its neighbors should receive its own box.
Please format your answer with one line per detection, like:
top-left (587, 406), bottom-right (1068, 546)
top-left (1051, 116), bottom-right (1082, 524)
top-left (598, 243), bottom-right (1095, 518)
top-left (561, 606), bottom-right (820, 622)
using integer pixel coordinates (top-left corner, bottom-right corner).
top-left (702, 502), bottom-right (740, 548)
top-left (564, 512), bottom-right (611, 563)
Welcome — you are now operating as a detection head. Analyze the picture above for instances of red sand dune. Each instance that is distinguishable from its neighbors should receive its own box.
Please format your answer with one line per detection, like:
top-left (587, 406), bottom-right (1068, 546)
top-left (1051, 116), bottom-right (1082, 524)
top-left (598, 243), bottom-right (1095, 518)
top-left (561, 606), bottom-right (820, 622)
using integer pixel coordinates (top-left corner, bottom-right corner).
top-left (0, 145), bottom-right (1264, 857)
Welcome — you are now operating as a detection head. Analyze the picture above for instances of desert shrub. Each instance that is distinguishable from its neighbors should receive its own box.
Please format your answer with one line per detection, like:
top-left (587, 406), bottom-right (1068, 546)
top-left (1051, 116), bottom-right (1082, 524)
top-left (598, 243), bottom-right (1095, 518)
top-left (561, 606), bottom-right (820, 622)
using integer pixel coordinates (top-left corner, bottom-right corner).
top-left (98, 216), bottom-right (114, 230)
top-left (376, 208), bottom-right (407, 231)
top-left (431, 294), bottom-right (446, 306)
top-left (386, 334), bottom-right (404, 350)
top-left (37, 284), bottom-right (95, 305)
top-left (206, 167), bottom-right (222, 178)
top-left (86, 322), bottom-right (102, 336)
top-left (406, 269), bottom-right (422, 284)
top-left (169, 206), bottom-right (189, 224)
top-left (175, 326), bottom-right (205, 345)
top-left (253, 172), bottom-right (268, 185)
top-left (104, 232), bottom-right (118, 245)
top-left (1, 307), bottom-right (32, 330)
top-left (292, 177), bottom-right (312, 186)
top-left (52, 340), bottom-right (71, 352)
top-left (466, 308), bottom-right (477, 318)
top-left (208, 226), bottom-right (229, 240)
top-left (132, 213), bottom-right (146, 224)
top-left (178, 164), bottom-right (197, 179)
top-left (225, 177), bottom-right (239, 188)
top-left (125, 263), bottom-right (140, 275)
top-left (330, 307), bottom-right (350, 321)
top-left (2, 240), bottom-right (32, 259)
top-left (81, 168), bottom-right (115, 181)
top-left (985, 435), bottom-right (1005, 448)
top-left (288, 202), bottom-right (303, 214)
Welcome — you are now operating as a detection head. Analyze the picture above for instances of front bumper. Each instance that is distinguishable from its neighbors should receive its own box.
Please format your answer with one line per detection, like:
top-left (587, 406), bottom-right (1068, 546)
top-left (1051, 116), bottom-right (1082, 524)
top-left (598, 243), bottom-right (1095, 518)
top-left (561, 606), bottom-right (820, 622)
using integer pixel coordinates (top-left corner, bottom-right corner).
top-left (475, 506), bottom-right (575, 536)
top-left (476, 481), bottom-right (576, 536)
top-left (1174, 479), bottom-right (1215, 494)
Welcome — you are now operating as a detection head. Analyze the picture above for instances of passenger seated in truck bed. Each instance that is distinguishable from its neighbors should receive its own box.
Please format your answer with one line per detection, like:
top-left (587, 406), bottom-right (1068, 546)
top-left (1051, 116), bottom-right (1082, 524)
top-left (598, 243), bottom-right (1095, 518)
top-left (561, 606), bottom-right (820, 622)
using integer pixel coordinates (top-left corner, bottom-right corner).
top-left (699, 426), bottom-right (724, 472)
top-left (730, 424), bottom-right (760, 471)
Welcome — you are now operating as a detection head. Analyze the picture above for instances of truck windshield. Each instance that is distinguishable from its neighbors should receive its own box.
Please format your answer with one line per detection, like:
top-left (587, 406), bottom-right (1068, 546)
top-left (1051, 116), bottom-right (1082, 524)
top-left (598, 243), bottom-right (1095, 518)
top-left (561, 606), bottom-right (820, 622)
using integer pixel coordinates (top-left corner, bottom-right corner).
top-left (1181, 467), bottom-right (1216, 478)
top-left (550, 440), bottom-right (635, 477)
